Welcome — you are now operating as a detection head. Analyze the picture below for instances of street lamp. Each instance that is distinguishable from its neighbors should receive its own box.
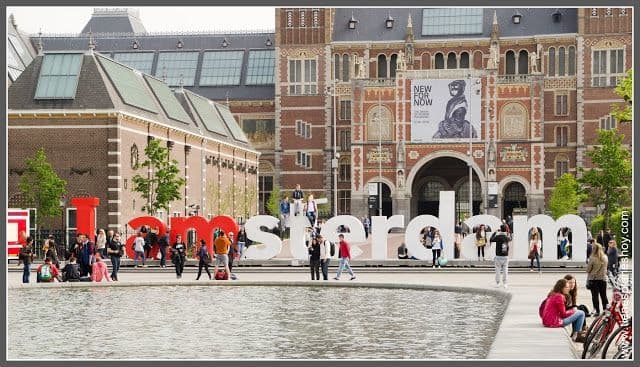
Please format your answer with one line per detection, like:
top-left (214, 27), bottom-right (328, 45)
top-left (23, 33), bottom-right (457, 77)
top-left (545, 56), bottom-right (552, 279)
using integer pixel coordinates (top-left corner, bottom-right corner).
top-left (328, 80), bottom-right (339, 217)
top-left (59, 197), bottom-right (66, 258)
top-left (378, 91), bottom-right (383, 217)
top-left (468, 78), bottom-right (482, 217)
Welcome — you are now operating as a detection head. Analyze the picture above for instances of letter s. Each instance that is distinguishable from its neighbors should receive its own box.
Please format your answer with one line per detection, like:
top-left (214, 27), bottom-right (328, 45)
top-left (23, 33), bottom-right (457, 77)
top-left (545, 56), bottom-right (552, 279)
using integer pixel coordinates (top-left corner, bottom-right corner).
top-left (244, 215), bottom-right (282, 260)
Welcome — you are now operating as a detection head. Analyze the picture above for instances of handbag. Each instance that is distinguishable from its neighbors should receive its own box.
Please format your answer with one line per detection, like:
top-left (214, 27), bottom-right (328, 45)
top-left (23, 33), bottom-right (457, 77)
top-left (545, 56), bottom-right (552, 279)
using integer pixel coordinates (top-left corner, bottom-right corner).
top-left (203, 254), bottom-right (211, 265)
top-left (586, 280), bottom-right (593, 290)
top-left (528, 250), bottom-right (535, 260)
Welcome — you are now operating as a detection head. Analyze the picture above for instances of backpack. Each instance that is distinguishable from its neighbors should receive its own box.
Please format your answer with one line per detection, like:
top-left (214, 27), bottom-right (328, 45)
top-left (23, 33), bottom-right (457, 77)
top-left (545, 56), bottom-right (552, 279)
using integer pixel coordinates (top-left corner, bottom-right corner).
top-left (215, 270), bottom-right (228, 280)
top-left (329, 241), bottom-right (336, 257)
top-left (40, 264), bottom-right (52, 281)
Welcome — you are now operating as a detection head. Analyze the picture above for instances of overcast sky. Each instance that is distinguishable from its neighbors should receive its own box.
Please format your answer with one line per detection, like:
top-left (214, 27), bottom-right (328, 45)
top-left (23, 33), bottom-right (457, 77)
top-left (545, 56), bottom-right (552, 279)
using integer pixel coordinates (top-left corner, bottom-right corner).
top-left (7, 7), bottom-right (277, 35)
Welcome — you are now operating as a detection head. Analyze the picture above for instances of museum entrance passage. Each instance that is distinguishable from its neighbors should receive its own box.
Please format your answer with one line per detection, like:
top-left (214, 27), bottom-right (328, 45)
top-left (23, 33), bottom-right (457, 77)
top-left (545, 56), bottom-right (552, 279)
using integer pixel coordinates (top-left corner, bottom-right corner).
top-left (411, 157), bottom-right (482, 220)
top-left (368, 182), bottom-right (393, 217)
top-left (503, 182), bottom-right (527, 218)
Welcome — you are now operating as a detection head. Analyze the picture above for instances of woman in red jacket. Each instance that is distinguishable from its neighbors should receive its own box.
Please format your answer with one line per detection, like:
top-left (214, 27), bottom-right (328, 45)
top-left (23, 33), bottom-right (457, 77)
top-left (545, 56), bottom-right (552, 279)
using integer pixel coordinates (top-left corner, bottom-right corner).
top-left (542, 278), bottom-right (586, 341)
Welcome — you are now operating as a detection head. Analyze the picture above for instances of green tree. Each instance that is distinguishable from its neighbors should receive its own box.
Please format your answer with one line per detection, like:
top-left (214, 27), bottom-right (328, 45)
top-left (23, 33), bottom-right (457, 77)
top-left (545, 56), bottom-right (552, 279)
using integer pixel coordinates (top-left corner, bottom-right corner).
top-left (266, 184), bottom-right (281, 216)
top-left (132, 139), bottom-right (185, 216)
top-left (612, 68), bottom-right (632, 123)
top-left (579, 130), bottom-right (632, 228)
top-left (19, 148), bottom-right (67, 227)
top-left (549, 173), bottom-right (586, 219)
top-left (242, 183), bottom-right (258, 218)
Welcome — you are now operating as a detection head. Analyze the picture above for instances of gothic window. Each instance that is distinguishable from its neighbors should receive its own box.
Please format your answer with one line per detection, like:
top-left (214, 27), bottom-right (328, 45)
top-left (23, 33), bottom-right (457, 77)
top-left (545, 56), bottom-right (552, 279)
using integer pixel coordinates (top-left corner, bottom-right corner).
top-left (377, 54), bottom-right (387, 78)
top-left (342, 54), bottom-right (350, 81)
top-left (460, 52), bottom-right (470, 68)
top-left (518, 50), bottom-right (528, 74)
top-left (390, 54), bottom-right (398, 78)
top-left (505, 50), bottom-right (516, 75)
top-left (548, 47), bottom-right (556, 76)
top-left (434, 53), bottom-right (444, 69)
top-left (558, 47), bottom-right (566, 76)
top-left (447, 52), bottom-right (457, 69)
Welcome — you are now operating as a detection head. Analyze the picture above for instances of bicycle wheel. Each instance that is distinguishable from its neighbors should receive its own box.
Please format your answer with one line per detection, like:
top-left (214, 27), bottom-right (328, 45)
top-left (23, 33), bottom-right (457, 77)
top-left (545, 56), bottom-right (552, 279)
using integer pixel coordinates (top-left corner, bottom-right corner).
top-left (582, 314), bottom-right (608, 355)
top-left (602, 323), bottom-right (632, 359)
top-left (582, 317), bottom-right (610, 359)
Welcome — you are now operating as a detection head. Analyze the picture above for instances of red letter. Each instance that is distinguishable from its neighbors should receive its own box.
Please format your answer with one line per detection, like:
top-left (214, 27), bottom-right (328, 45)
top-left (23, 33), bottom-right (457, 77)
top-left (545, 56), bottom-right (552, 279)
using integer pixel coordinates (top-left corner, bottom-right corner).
top-left (70, 197), bottom-right (100, 240)
top-left (170, 215), bottom-right (238, 255)
top-left (125, 216), bottom-right (166, 259)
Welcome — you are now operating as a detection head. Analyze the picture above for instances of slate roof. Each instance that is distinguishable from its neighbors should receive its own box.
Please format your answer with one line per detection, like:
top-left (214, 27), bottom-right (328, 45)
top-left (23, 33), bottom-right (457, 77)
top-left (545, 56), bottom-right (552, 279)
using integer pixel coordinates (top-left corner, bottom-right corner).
top-left (35, 32), bottom-right (276, 101)
top-left (80, 8), bottom-right (147, 35)
top-left (8, 51), bottom-right (254, 150)
top-left (333, 8), bottom-right (578, 42)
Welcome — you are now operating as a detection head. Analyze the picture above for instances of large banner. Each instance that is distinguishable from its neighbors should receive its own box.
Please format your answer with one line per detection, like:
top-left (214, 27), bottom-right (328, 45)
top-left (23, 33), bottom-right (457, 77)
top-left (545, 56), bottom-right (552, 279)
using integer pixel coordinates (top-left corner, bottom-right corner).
top-left (411, 79), bottom-right (481, 143)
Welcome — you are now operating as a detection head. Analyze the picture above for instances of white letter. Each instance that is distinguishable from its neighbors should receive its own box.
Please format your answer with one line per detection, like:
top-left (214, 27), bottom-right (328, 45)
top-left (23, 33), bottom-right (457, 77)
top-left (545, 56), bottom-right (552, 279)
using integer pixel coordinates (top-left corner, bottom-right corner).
top-left (244, 215), bottom-right (282, 260)
top-left (404, 191), bottom-right (455, 260)
top-left (321, 215), bottom-right (366, 258)
top-left (461, 215), bottom-right (502, 260)
top-left (371, 215), bottom-right (405, 260)
top-left (289, 215), bottom-right (313, 260)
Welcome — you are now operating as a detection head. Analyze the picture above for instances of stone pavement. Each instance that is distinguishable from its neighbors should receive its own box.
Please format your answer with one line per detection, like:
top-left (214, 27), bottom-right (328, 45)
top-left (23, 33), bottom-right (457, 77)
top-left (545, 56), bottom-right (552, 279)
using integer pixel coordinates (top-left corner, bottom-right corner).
top-left (8, 267), bottom-right (603, 359)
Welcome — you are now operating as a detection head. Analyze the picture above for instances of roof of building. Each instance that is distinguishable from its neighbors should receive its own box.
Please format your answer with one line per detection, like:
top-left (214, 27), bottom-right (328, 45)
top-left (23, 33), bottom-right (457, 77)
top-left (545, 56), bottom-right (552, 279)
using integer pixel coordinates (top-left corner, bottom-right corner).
top-left (8, 51), bottom-right (255, 151)
top-left (7, 14), bottom-right (39, 83)
top-left (32, 8), bottom-right (276, 102)
top-left (81, 8), bottom-right (147, 35)
top-left (332, 8), bottom-right (578, 42)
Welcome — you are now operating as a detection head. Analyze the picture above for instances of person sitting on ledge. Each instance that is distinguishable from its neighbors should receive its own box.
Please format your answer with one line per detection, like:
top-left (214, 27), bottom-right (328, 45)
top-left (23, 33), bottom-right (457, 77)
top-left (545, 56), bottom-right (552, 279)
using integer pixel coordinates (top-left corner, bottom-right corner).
top-left (541, 278), bottom-right (586, 342)
top-left (91, 254), bottom-right (111, 283)
top-left (397, 243), bottom-right (418, 260)
top-left (37, 257), bottom-right (61, 283)
top-left (62, 255), bottom-right (81, 282)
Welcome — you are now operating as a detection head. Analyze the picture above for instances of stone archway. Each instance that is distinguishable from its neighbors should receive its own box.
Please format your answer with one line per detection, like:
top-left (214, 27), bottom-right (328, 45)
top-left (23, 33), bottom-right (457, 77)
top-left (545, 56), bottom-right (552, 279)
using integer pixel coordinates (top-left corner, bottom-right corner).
top-left (407, 152), bottom-right (485, 218)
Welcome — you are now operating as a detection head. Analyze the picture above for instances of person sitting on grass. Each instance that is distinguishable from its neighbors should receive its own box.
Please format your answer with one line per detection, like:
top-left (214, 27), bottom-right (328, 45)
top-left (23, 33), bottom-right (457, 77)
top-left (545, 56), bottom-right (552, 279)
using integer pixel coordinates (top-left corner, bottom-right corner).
top-left (37, 257), bottom-right (61, 283)
top-left (541, 278), bottom-right (586, 342)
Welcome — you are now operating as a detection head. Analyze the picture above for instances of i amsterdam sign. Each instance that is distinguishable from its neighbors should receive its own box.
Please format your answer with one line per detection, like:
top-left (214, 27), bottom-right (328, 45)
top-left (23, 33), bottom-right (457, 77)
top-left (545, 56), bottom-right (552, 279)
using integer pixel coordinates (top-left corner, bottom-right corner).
top-left (63, 193), bottom-right (586, 262)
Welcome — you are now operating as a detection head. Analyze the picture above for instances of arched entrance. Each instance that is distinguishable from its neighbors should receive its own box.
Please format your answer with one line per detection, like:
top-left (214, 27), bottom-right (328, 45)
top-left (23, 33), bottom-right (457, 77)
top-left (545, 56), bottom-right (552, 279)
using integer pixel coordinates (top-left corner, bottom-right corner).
top-left (410, 156), bottom-right (482, 219)
top-left (368, 182), bottom-right (393, 217)
top-left (503, 182), bottom-right (527, 218)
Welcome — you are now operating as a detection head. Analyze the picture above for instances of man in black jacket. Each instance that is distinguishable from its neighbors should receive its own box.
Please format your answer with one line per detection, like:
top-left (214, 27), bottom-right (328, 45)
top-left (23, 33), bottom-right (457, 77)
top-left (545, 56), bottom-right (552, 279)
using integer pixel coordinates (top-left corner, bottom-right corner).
top-left (491, 224), bottom-right (511, 289)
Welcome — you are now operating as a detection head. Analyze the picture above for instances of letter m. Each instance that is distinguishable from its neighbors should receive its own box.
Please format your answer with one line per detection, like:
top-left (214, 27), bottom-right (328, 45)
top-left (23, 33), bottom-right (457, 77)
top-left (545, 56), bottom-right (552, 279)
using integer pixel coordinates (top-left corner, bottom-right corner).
top-left (512, 214), bottom-right (587, 261)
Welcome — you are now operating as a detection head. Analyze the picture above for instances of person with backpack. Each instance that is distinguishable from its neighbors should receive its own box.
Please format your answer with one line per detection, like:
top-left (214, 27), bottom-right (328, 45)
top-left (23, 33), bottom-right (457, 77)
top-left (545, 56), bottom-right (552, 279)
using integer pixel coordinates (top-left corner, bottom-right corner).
top-left (19, 237), bottom-right (35, 283)
top-left (171, 234), bottom-right (187, 279)
top-left (491, 224), bottom-right (511, 288)
top-left (158, 230), bottom-right (170, 268)
top-left (90, 254), bottom-right (111, 282)
top-left (541, 278), bottom-right (586, 342)
top-left (196, 239), bottom-right (212, 280)
top-left (333, 234), bottom-right (356, 281)
top-left (61, 255), bottom-right (81, 282)
top-left (107, 232), bottom-right (124, 281)
top-left (318, 234), bottom-right (332, 281)
top-left (37, 257), bottom-right (61, 283)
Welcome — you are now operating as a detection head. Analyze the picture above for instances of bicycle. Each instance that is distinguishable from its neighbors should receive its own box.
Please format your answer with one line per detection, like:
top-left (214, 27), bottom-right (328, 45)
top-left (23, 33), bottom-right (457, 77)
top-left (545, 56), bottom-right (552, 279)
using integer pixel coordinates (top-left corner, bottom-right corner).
top-left (601, 317), bottom-right (632, 359)
top-left (581, 277), bottom-right (631, 359)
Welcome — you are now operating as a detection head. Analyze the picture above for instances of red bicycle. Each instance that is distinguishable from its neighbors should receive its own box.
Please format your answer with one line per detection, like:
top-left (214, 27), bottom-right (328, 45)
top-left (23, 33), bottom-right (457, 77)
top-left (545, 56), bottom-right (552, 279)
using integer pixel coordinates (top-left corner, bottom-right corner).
top-left (601, 317), bottom-right (632, 359)
top-left (582, 278), bottom-right (631, 359)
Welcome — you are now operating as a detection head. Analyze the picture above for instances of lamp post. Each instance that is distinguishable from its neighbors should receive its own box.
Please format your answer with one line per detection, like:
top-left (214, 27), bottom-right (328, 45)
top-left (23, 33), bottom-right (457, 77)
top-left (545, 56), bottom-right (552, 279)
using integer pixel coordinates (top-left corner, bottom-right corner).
top-left (378, 91), bottom-right (383, 217)
top-left (59, 197), bottom-right (66, 259)
top-left (333, 79), bottom-right (338, 217)
top-left (468, 78), bottom-right (482, 217)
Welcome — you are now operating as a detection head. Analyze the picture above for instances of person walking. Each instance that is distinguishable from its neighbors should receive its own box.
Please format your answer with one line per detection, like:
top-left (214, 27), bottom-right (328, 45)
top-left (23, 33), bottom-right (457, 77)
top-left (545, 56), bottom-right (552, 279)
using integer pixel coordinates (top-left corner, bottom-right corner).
top-left (586, 243), bottom-right (609, 316)
top-left (195, 239), bottom-right (212, 280)
top-left (213, 231), bottom-right (232, 279)
top-left (91, 254), bottom-right (111, 282)
top-left (431, 229), bottom-right (445, 268)
top-left (362, 217), bottom-right (371, 239)
top-left (606, 239), bottom-right (619, 277)
top-left (528, 231), bottom-right (542, 272)
top-left (308, 237), bottom-right (321, 280)
top-left (158, 230), bottom-right (170, 268)
top-left (106, 233), bottom-right (124, 281)
top-left (475, 224), bottom-right (488, 261)
top-left (491, 224), bottom-right (511, 288)
top-left (227, 232), bottom-right (238, 274)
top-left (333, 234), bottom-right (356, 281)
top-left (171, 234), bottom-right (187, 279)
top-left (133, 232), bottom-right (146, 268)
top-left (318, 234), bottom-right (332, 280)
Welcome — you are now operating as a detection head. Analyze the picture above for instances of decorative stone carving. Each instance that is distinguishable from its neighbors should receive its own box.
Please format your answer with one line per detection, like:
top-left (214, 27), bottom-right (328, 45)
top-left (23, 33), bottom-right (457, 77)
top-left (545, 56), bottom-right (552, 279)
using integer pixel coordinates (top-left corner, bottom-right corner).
top-left (367, 105), bottom-right (393, 141)
top-left (500, 102), bottom-right (529, 140)
top-left (397, 170), bottom-right (405, 189)
top-left (367, 147), bottom-right (391, 163)
top-left (397, 50), bottom-right (406, 71)
top-left (487, 43), bottom-right (499, 69)
top-left (408, 151), bottom-right (420, 160)
top-left (500, 144), bottom-right (529, 162)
